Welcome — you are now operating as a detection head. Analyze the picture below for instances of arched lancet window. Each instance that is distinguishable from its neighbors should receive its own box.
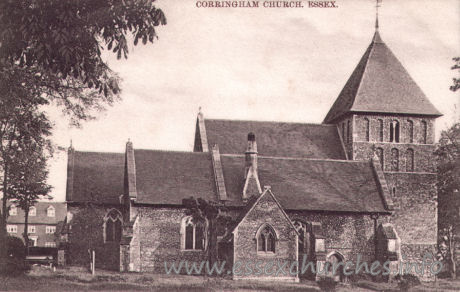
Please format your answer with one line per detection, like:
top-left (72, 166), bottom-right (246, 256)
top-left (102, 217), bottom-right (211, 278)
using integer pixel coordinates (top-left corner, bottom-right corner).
top-left (407, 120), bottom-right (414, 143)
top-left (364, 118), bottom-right (370, 142)
top-left (406, 148), bottom-right (414, 172)
top-left (421, 121), bottom-right (427, 144)
top-left (391, 148), bottom-right (399, 171)
top-left (389, 120), bottom-right (400, 143)
top-left (104, 209), bottom-right (123, 243)
top-left (293, 220), bottom-right (309, 255)
top-left (341, 123), bottom-right (345, 140)
top-left (181, 217), bottom-right (205, 250)
top-left (375, 147), bottom-right (384, 170)
top-left (378, 119), bottom-right (384, 142)
top-left (256, 224), bottom-right (276, 253)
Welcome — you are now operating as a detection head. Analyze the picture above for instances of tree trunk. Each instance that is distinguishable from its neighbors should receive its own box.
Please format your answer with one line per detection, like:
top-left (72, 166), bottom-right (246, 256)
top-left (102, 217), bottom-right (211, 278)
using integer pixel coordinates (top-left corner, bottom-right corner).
top-left (0, 165), bottom-right (8, 273)
top-left (208, 219), bottom-right (218, 267)
top-left (23, 205), bottom-right (30, 256)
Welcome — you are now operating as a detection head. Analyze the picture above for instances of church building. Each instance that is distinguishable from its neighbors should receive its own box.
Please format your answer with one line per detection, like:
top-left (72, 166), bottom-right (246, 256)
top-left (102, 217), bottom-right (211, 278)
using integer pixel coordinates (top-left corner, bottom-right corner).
top-left (62, 22), bottom-right (441, 282)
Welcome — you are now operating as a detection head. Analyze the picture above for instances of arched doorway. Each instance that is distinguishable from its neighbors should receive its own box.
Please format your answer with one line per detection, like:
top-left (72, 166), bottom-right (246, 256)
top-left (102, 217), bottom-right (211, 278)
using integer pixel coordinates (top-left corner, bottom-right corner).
top-left (326, 251), bottom-right (345, 282)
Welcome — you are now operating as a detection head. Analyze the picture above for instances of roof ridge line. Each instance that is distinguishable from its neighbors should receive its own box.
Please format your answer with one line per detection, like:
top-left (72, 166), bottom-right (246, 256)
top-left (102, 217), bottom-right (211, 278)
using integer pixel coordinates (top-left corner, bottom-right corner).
top-left (220, 153), bottom-right (367, 163)
top-left (205, 118), bottom-right (336, 127)
top-left (352, 38), bottom-right (377, 111)
top-left (134, 149), bottom-right (207, 155)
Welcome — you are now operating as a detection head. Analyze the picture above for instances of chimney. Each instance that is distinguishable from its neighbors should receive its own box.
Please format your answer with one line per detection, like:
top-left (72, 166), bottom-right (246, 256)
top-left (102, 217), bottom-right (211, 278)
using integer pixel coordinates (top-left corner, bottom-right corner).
top-left (245, 132), bottom-right (257, 177)
top-left (125, 140), bottom-right (137, 199)
top-left (65, 143), bottom-right (75, 202)
top-left (243, 133), bottom-right (261, 200)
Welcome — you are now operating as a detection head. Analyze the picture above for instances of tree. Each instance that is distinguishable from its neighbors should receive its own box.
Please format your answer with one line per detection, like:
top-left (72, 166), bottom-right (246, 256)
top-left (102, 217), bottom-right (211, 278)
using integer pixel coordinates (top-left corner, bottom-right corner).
top-left (182, 197), bottom-right (233, 267)
top-left (8, 143), bottom-right (52, 253)
top-left (436, 122), bottom-right (460, 279)
top-left (0, 92), bottom-right (53, 272)
top-left (0, 0), bottom-right (166, 99)
top-left (451, 57), bottom-right (460, 92)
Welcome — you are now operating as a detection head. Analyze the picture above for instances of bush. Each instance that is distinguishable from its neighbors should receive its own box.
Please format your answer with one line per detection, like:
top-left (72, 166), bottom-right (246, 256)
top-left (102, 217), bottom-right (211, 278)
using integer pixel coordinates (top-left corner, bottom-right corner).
top-left (2, 236), bottom-right (29, 276)
top-left (317, 277), bottom-right (337, 292)
top-left (395, 274), bottom-right (421, 291)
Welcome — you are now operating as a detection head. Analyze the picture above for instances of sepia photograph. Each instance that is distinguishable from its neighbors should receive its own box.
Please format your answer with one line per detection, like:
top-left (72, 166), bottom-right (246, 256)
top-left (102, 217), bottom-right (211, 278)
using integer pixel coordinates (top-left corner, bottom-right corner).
top-left (0, 0), bottom-right (459, 291)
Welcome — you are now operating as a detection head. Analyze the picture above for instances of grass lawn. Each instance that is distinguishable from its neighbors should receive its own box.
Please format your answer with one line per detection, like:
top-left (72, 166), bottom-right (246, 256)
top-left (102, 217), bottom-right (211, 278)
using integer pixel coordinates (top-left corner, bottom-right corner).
top-left (1, 266), bottom-right (459, 291)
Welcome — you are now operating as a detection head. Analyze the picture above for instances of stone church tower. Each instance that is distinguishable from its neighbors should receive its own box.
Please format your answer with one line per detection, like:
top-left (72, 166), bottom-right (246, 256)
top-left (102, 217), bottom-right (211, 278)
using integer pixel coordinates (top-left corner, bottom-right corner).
top-left (323, 23), bottom-right (442, 265)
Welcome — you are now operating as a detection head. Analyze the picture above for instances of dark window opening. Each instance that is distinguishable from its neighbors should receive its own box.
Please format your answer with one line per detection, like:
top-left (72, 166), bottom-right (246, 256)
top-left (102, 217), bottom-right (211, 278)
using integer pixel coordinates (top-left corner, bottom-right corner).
top-left (258, 226), bottom-right (276, 253)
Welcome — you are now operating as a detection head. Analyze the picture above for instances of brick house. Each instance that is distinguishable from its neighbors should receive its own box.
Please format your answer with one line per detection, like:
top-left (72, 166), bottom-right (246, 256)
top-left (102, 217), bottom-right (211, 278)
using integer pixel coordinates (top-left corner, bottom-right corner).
top-left (6, 202), bottom-right (66, 247)
top-left (63, 27), bottom-right (441, 281)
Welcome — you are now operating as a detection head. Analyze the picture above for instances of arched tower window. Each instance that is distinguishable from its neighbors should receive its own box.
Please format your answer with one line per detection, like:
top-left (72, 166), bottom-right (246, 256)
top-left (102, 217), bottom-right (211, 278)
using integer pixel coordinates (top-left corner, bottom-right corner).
top-left (378, 119), bottom-right (383, 142)
top-left (104, 209), bottom-right (123, 243)
top-left (364, 118), bottom-right (370, 142)
top-left (181, 217), bottom-right (205, 250)
top-left (389, 120), bottom-right (400, 143)
top-left (390, 148), bottom-right (399, 171)
top-left (375, 147), bottom-right (384, 170)
top-left (341, 123), bottom-right (345, 140)
top-left (407, 120), bottom-right (414, 143)
top-left (257, 224), bottom-right (276, 253)
top-left (406, 149), bottom-right (414, 172)
top-left (421, 121), bottom-right (427, 144)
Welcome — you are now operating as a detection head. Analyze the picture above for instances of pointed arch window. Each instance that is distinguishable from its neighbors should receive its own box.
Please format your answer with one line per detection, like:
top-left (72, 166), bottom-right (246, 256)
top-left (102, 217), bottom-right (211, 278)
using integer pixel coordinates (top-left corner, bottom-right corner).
top-left (293, 220), bottom-right (310, 255)
top-left (364, 118), bottom-right (370, 142)
top-left (341, 123), bottom-right (345, 141)
top-left (378, 119), bottom-right (384, 142)
top-left (181, 217), bottom-right (205, 250)
top-left (389, 120), bottom-right (400, 143)
top-left (375, 147), bottom-right (384, 170)
top-left (257, 224), bottom-right (276, 253)
top-left (390, 148), bottom-right (399, 171)
top-left (421, 121), bottom-right (427, 144)
top-left (104, 209), bottom-right (123, 243)
top-left (407, 120), bottom-right (414, 143)
top-left (406, 149), bottom-right (414, 172)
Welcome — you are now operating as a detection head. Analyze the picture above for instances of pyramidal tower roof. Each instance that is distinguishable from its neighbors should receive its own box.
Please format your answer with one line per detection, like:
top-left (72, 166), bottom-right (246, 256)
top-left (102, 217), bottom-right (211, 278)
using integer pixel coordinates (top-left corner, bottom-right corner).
top-left (323, 28), bottom-right (442, 124)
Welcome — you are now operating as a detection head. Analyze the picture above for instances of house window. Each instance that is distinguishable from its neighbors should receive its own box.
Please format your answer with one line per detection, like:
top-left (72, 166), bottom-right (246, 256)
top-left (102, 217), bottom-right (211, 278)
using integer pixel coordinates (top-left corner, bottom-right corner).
top-left (391, 148), bottom-right (399, 171)
top-left (104, 209), bottom-right (123, 243)
top-left (28, 225), bottom-right (36, 234)
top-left (47, 206), bottom-right (55, 217)
top-left (29, 206), bottom-right (36, 216)
top-left (46, 226), bottom-right (56, 234)
top-left (45, 242), bottom-right (56, 248)
top-left (421, 121), bottom-right (427, 144)
top-left (389, 120), bottom-right (400, 143)
top-left (257, 225), bottom-right (276, 253)
top-left (378, 119), bottom-right (384, 142)
top-left (7, 225), bottom-right (17, 233)
top-left (375, 147), bottom-right (384, 170)
top-left (407, 120), bottom-right (414, 143)
top-left (406, 149), bottom-right (414, 172)
top-left (9, 205), bottom-right (17, 216)
top-left (29, 236), bottom-right (38, 247)
top-left (364, 118), bottom-right (370, 142)
top-left (182, 217), bottom-right (205, 250)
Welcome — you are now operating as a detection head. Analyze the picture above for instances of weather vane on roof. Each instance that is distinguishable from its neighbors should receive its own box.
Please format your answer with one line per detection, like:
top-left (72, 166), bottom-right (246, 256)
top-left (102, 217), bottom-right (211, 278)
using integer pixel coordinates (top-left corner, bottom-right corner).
top-left (375, 0), bottom-right (382, 30)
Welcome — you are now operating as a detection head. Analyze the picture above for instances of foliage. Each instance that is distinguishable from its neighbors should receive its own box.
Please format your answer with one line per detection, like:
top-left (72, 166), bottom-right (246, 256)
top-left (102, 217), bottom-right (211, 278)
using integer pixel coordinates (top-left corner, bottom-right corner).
top-left (435, 122), bottom-right (460, 279)
top-left (0, 0), bottom-right (166, 101)
top-left (451, 57), bottom-right (460, 92)
top-left (2, 235), bottom-right (29, 276)
top-left (182, 197), bottom-right (234, 266)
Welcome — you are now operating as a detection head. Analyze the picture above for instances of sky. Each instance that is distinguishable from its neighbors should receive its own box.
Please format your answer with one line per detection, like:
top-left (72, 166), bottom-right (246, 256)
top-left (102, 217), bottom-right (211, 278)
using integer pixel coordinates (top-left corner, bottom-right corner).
top-left (45, 0), bottom-right (460, 201)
